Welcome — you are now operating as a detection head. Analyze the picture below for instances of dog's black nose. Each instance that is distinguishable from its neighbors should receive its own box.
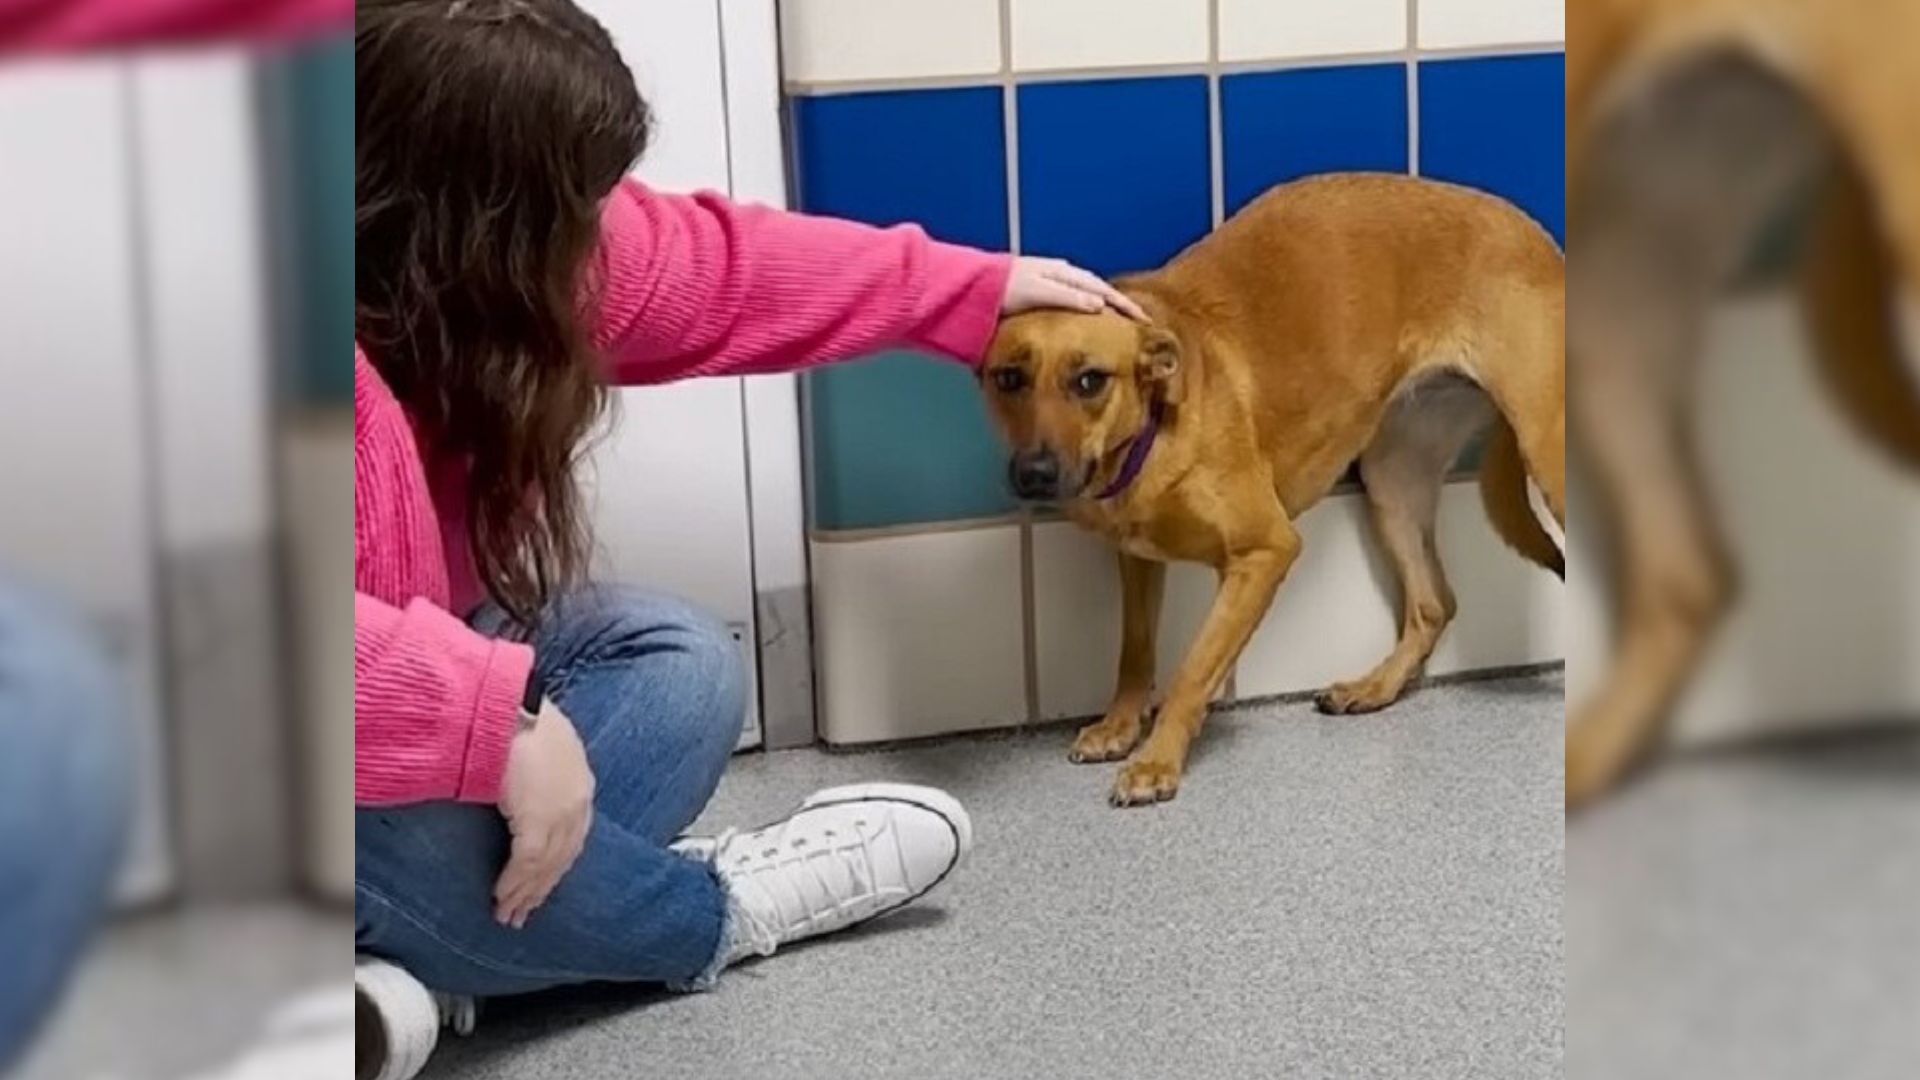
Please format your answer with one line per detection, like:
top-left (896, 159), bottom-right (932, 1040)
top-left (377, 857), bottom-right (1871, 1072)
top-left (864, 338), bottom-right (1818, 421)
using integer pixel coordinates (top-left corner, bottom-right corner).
top-left (1009, 450), bottom-right (1061, 500)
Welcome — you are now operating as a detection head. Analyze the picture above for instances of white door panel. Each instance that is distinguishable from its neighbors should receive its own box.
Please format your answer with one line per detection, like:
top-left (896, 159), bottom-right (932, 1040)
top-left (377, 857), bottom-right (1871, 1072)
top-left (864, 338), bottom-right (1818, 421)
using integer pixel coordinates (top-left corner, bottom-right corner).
top-left (0, 60), bottom-right (173, 902)
top-left (575, 0), bottom-right (765, 746)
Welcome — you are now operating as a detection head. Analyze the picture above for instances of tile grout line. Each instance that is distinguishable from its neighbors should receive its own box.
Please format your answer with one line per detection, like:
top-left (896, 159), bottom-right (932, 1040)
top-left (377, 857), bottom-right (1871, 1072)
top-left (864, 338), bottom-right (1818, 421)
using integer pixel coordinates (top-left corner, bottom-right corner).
top-left (784, 41), bottom-right (1564, 96)
top-left (1207, 0), bottom-right (1231, 697)
top-left (998, 0), bottom-right (1021, 255)
top-left (1406, 0), bottom-right (1422, 175)
top-left (1018, 508), bottom-right (1041, 725)
top-left (999, 0), bottom-right (1039, 726)
top-left (1206, 0), bottom-right (1225, 228)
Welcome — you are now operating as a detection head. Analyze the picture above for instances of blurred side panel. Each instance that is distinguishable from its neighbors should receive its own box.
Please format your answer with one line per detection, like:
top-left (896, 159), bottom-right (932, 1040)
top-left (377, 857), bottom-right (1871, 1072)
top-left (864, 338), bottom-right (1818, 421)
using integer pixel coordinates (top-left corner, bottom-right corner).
top-left (0, 56), bottom-right (173, 904)
top-left (132, 46), bottom-right (295, 899)
top-left (258, 34), bottom-right (354, 901)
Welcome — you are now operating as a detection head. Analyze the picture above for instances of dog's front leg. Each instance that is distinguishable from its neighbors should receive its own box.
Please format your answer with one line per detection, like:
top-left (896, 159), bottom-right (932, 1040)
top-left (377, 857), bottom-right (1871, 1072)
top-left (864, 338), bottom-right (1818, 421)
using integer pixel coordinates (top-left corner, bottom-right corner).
top-left (1112, 529), bottom-right (1299, 806)
top-left (1070, 553), bottom-right (1165, 763)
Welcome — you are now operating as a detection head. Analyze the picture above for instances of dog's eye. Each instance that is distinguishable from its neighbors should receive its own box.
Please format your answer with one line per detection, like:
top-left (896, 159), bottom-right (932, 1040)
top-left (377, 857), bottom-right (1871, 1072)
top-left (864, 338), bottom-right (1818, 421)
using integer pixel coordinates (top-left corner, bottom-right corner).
top-left (1072, 369), bottom-right (1110, 399)
top-left (992, 367), bottom-right (1028, 394)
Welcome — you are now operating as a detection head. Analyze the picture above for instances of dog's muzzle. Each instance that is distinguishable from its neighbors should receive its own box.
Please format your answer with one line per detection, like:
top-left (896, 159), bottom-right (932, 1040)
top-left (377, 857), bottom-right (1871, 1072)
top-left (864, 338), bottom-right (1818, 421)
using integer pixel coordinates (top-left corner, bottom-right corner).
top-left (1008, 449), bottom-right (1062, 501)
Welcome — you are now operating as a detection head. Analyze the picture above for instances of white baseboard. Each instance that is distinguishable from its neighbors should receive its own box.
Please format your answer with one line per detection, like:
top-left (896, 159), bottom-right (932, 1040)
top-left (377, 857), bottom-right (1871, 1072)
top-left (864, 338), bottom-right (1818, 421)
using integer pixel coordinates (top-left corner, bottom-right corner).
top-left (813, 483), bottom-right (1565, 745)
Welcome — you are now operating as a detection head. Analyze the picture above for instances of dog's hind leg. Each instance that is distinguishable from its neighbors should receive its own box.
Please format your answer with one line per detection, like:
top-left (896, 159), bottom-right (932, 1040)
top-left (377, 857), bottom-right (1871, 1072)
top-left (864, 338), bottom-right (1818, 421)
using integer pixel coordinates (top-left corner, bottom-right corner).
top-left (1317, 377), bottom-right (1488, 715)
top-left (1564, 245), bottom-right (1730, 810)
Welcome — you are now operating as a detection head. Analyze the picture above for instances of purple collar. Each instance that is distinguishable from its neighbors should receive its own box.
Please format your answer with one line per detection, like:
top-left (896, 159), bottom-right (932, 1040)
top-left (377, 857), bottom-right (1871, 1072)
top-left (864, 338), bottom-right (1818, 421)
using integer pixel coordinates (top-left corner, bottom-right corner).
top-left (1094, 400), bottom-right (1164, 500)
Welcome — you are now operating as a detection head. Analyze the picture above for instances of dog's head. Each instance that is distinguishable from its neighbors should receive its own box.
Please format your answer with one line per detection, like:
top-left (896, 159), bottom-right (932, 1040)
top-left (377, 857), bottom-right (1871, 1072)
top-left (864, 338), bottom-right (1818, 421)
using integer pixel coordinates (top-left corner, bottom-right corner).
top-left (980, 306), bottom-right (1182, 503)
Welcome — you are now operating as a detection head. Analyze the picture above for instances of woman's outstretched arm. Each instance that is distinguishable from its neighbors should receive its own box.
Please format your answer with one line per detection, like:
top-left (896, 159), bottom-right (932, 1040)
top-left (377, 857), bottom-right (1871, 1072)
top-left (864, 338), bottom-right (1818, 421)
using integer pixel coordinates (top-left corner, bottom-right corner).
top-left (590, 180), bottom-right (1139, 385)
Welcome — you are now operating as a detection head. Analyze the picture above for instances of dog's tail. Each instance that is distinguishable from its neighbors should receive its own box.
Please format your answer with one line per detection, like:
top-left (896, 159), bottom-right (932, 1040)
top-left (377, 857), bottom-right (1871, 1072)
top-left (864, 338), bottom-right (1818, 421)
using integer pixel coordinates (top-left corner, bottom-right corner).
top-left (1799, 163), bottom-right (1920, 471)
top-left (1478, 419), bottom-right (1564, 579)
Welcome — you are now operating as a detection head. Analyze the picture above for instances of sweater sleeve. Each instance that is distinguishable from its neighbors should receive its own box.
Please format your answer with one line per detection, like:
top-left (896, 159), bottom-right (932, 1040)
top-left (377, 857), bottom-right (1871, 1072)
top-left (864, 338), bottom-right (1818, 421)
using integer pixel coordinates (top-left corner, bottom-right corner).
top-left (590, 180), bottom-right (1013, 386)
top-left (1, 0), bottom-right (350, 56)
top-left (354, 591), bottom-right (532, 808)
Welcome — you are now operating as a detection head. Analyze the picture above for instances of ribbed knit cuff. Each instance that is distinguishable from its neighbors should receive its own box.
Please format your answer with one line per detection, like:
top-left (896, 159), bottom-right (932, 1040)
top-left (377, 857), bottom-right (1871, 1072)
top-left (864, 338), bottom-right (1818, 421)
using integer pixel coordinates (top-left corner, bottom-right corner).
top-left (456, 639), bottom-right (534, 804)
top-left (915, 247), bottom-right (1013, 365)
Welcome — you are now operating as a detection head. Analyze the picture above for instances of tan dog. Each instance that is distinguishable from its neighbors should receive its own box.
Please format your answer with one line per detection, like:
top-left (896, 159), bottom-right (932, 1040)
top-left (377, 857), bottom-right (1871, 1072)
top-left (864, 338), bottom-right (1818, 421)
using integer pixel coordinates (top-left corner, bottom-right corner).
top-left (1565, 0), bottom-right (1920, 808)
top-left (983, 174), bottom-right (1566, 806)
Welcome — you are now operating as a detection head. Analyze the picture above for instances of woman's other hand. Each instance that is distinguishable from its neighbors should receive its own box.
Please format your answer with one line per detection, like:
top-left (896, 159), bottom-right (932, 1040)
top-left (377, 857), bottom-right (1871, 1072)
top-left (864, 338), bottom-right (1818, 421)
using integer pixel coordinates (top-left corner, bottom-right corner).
top-left (494, 698), bottom-right (595, 929)
top-left (1001, 257), bottom-right (1148, 321)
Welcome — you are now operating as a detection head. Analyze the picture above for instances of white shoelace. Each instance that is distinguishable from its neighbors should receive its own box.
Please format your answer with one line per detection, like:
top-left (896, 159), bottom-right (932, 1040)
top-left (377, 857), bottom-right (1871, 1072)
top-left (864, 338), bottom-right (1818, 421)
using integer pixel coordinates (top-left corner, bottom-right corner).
top-left (714, 813), bottom-right (890, 959)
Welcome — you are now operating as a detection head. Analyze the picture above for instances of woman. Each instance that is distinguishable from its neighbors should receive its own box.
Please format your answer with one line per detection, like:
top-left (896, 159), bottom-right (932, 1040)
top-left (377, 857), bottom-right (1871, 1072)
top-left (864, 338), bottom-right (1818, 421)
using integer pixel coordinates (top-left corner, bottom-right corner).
top-left (350, 2), bottom-right (1139, 1077)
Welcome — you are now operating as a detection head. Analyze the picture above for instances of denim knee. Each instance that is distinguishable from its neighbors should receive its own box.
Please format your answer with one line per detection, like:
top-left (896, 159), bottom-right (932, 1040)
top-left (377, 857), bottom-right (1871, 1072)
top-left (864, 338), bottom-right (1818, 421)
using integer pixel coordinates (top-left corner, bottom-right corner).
top-left (564, 586), bottom-right (743, 705)
top-left (0, 584), bottom-right (131, 1070)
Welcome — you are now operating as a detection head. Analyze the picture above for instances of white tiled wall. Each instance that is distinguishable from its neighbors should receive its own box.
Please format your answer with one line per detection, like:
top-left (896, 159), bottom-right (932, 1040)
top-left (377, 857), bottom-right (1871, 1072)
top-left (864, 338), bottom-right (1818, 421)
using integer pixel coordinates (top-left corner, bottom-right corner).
top-left (782, 0), bottom-right (1565, 87)
top-left (1417, 0), bottom-right (1565, 49)
top-left (1030, 521), bottom-right (1219, 721)
top-left (812, 527), bottom-right (1029, 743)
top-left (1237, 486), bottom-right (1563, 698)
top-left (779, 0), bottom-right (1002, 84)
top-left (1010, 0), bottom-right (1209, 72)
top-left (1217, 0), bottom-right (1407, 62)
top-left (814, 492), bottom-right (1563, 745)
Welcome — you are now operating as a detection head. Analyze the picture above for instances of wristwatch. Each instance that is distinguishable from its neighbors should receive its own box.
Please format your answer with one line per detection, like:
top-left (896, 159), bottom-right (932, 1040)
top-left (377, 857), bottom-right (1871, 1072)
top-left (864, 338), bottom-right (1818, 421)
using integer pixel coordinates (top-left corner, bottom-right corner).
top-left (517, 669), bottom-right (544, 734)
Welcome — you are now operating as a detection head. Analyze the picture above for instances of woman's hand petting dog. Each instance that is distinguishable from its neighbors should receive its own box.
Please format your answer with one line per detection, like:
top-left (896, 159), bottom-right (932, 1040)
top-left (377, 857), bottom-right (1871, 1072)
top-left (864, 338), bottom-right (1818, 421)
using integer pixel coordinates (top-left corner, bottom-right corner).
top-left (1002, 256), bottom-right (1147, 322)
top-left (495, 698), bottom-right (596, 929)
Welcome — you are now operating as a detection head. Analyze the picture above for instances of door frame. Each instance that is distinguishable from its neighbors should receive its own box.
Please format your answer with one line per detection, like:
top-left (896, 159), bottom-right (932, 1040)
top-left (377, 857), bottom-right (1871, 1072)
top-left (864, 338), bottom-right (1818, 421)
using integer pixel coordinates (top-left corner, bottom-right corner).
top-left (721, 0), bottom-right (817, 750)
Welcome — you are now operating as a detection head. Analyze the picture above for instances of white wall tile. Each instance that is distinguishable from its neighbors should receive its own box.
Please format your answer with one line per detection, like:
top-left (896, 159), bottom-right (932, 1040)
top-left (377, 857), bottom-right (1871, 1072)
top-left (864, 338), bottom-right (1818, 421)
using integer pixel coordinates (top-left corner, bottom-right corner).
top-left (1418, 0), bottom-right (1564, 50)
top-left (780, 0), bottom-right (1002, 84)
top-left (812, 528), bottom-right (1028, 743)
top-left (1217, 0), bottom-right (1406, 62)
top-left (1236, 486), bottom-right (1562, 699)
top-left (1010, 0), bottom-right (1209, 72)
top-left (1235, 494), bottom-right (1403, 697)
top-left (1031, 520), bottom-right (1220, 721)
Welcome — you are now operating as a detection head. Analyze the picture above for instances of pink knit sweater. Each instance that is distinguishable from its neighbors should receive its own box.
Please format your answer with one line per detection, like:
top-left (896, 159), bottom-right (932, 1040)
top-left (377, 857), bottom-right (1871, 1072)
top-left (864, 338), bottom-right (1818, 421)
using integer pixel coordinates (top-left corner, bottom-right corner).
top-left (356, 182), bottom-right (1011, 806)
top-left (1, 0), bottom-right (348, 54)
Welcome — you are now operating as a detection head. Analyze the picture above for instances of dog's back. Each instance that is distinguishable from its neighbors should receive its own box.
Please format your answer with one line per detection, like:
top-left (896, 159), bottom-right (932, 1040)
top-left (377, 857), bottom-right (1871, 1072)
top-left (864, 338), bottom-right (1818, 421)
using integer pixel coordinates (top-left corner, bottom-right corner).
top-left (1128, 173), bottom-right (1565, 516)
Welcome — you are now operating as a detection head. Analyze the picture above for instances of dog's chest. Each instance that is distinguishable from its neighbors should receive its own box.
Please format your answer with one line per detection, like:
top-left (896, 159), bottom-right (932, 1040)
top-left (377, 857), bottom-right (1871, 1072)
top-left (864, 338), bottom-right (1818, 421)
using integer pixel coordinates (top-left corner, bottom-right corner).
top-left (1074, 507), bottom-right (1188, 563)
top-left (1115, 531), bottom-right (1176, 561)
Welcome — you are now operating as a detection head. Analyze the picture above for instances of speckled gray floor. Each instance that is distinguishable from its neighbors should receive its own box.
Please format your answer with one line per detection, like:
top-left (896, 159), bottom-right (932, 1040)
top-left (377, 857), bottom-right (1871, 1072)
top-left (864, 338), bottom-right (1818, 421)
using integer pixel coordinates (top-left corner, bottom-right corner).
top-left (427, 672), bottom-right (1565, 1080)
top-left (1568, 729), bottom-right (1920, 1080)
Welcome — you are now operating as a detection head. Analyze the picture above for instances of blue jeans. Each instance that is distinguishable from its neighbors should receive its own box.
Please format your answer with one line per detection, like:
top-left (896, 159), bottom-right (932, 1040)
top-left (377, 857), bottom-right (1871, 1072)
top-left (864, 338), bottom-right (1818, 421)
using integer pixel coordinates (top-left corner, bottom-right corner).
top-left (354, 587), bottom-right (745, 996)
top-left (0, 583), bottom-right (132, 1072)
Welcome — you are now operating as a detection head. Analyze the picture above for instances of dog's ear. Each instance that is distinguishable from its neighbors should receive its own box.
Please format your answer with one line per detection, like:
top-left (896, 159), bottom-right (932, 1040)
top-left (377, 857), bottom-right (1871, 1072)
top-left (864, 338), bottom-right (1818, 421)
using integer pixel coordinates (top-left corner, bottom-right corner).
top-left (1138, 325), bottom-right (1184, 406)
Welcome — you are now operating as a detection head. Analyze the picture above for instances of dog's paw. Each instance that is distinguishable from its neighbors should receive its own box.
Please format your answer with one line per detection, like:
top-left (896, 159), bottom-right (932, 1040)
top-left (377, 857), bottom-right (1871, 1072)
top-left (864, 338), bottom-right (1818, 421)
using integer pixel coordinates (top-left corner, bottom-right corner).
top-left (1069, 715), bottom-right (1142, 763)
top-left (1109, 757), bottom-right (1181, 807)
top-left (1565, 703), bottom-right (1647, 812)
top-left (1313, 678), bottom-right (1398, 716)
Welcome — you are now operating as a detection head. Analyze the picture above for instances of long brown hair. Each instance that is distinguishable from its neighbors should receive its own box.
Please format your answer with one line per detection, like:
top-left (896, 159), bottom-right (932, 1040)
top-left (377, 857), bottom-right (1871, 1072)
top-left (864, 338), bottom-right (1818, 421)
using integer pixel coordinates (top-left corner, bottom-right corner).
top-left (355, 0), bottom-right (649, 629)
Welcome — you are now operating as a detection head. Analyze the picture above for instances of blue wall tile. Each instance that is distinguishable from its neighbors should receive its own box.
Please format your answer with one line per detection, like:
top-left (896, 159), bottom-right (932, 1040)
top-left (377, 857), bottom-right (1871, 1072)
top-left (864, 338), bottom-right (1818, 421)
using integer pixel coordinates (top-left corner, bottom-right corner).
top-left (808, 353), bottom-right (1015, 531)
top-left (1221, 63), bottom-right (1409, 216)
top-left (793, 87), bottom-right (1009, 248)
top-left (793, 87), bottom-right (1014, 530)
top-left (1419, 54), bottom-right (1566, 243)
top-left (1018, 76), bottom-right (1212, 278)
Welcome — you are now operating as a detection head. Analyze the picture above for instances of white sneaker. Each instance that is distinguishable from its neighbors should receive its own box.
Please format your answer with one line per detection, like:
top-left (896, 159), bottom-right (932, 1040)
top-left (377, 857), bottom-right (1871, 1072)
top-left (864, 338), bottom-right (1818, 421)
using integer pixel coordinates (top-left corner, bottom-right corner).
top-left (688, 783), bottom-right (973, 967)
top-left (354, 958), bottom-right (476, 1080)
